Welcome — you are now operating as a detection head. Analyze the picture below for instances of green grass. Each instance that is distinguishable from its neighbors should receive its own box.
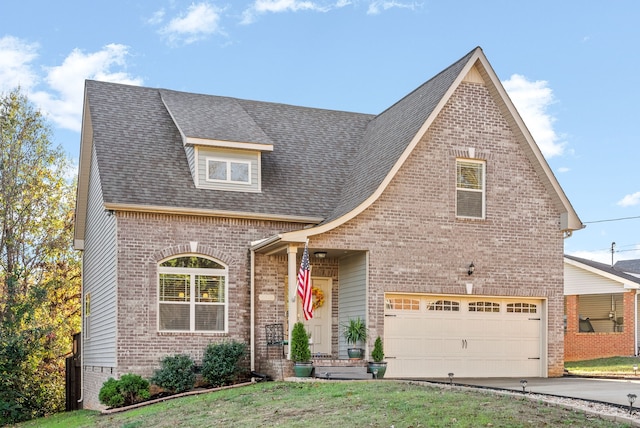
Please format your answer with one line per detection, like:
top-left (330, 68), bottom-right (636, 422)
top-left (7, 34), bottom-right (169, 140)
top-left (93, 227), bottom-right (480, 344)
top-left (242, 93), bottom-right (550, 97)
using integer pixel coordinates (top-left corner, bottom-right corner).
top-left (16, 381), bottom-right (630, 427)
top-left (565, 356), bottom-right (640, 376)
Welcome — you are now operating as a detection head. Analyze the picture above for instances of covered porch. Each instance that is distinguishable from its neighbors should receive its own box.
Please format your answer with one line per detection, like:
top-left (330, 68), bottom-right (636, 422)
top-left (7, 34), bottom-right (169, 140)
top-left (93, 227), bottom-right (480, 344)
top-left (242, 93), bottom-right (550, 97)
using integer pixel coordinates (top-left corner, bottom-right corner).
top-left (250, 239), bottom-right (372, 379)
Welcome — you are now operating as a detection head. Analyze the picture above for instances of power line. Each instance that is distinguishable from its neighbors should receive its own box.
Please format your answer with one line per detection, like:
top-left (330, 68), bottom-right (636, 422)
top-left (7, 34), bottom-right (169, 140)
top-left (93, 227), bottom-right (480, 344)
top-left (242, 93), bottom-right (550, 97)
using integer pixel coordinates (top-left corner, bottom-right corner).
top-left (583, 215), bottom-right (640, 224)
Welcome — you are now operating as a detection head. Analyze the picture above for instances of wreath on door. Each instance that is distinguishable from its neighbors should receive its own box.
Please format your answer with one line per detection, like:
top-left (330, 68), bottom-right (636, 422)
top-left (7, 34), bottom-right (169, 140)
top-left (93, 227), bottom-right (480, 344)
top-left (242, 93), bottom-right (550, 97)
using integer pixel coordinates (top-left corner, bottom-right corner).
top-left (312, 286), bottom-right (325, 311)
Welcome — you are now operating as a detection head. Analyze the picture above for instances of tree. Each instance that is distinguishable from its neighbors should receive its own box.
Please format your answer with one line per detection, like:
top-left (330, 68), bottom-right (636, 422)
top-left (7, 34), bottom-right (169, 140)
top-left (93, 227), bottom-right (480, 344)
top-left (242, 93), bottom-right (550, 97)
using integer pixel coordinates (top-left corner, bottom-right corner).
top-left (0, 88), bottom-right (80, 424)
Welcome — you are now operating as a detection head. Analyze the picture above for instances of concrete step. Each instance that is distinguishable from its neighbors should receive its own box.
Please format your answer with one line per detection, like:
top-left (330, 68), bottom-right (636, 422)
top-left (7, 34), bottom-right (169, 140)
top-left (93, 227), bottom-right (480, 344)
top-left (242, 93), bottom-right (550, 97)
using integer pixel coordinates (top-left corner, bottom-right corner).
top-left (313, 365), bottom-right (372, 380)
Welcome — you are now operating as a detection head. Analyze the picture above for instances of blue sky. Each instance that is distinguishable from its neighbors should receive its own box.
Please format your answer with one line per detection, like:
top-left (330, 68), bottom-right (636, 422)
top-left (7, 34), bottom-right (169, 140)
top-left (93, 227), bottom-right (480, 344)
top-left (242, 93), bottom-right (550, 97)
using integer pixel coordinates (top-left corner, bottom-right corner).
top-left (1, 1), bottom-right (639, 263)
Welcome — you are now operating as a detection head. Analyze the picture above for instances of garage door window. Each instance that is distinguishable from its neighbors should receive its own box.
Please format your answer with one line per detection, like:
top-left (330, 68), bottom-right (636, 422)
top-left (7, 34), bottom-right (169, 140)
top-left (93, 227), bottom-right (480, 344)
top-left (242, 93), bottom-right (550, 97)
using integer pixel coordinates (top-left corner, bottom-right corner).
top-left (507, 302), bottom-right (537, 313)
top-left (427, 300), bottom-right (460, 311)
top-left (469, 301), bottom-right (500, 312)
top-left (386, 297), bottom-right (419, 310)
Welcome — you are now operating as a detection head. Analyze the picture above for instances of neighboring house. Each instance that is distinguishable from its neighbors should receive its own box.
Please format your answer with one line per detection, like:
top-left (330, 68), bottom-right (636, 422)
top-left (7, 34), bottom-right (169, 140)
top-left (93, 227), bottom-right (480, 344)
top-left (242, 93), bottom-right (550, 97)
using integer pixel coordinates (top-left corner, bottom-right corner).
top-left (614, 259), bottom-right (640, 278)
top-left (74, 47), bottom-right (583, 409)
top-left (564, 255), bottom-right (640, 361)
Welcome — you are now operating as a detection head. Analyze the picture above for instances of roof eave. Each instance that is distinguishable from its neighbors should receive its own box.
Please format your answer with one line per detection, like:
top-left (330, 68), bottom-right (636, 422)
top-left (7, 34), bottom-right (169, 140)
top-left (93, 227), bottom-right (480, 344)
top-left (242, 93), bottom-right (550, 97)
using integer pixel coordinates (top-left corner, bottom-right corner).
top-left (73, 85), bottom-right (93, 250)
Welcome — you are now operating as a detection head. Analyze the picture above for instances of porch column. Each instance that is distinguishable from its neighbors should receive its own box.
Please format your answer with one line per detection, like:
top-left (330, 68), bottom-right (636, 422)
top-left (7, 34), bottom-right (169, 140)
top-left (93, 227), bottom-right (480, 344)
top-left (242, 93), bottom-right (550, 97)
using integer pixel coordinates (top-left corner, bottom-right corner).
top-left (287, 244), bottom-right (298, 360)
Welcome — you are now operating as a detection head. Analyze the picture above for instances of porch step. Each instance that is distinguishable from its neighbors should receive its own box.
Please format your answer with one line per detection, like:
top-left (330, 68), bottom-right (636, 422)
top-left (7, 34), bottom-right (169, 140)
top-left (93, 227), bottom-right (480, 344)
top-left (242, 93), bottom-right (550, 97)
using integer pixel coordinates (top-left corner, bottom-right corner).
top-left (313, 365), bottom-right (372, 380)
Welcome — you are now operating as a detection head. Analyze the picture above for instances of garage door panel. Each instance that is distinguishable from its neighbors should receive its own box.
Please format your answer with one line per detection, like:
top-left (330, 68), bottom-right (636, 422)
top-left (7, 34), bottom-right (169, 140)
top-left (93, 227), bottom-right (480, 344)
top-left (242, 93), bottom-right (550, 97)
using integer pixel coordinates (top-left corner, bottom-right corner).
top-left (384, 295), bottom-right (543, 378)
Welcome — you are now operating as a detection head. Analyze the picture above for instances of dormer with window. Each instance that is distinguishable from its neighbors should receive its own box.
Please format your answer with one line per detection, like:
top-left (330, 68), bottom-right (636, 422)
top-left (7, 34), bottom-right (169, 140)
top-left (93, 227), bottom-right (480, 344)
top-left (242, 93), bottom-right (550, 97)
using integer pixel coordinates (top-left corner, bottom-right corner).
top-left (160, 89), bottom-right (274, 193)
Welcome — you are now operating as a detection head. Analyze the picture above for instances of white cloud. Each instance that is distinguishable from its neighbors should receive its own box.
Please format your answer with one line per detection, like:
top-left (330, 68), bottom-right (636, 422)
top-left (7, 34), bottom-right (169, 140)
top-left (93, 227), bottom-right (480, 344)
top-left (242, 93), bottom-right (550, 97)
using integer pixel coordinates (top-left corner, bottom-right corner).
top-left (0, 36), bottom-right (40, 92)
top-left (159, 3), bottom-right (223, 45)
top-left (502, 74), bottom-right (565, 158)
top-left (367, 1), bottom-right (419, 14)
top-left (618, 192), bottom-right (640, 207)
top-left (147, 8), bottom-right (166, 26)
top-left (30, 44), bottom-right (143, 132)
top-left (568, 250), bottom-right (613, 265)
top-left (557, 167), bottom-right (570, 173)
top-left (242, 0), bottom-right (330, 24)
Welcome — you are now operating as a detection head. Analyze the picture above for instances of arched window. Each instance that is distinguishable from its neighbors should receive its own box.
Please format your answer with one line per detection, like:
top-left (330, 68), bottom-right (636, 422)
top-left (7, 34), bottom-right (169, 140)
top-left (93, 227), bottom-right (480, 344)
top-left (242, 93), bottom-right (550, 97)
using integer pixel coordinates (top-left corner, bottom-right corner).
top-left (158, 256), bottom-right (228, 332)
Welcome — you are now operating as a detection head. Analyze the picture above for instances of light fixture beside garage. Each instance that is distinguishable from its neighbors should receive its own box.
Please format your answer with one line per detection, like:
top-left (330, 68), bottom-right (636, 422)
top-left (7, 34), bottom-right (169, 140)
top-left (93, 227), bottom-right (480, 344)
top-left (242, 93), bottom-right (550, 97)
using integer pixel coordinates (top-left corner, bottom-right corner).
top-left (467, 262), bottom-right (475, 276)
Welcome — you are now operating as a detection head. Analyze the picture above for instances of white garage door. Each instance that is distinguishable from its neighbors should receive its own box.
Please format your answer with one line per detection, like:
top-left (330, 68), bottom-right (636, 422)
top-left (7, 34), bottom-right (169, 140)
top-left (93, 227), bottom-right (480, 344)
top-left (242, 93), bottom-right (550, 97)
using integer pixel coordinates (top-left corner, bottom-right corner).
top-left (384, 294), bottom-right (544, 378)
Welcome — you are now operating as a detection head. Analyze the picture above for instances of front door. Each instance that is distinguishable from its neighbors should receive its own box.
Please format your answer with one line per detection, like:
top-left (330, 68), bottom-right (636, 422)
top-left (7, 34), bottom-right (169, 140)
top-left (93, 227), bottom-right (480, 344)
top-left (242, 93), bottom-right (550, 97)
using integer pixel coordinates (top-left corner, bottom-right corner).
top-left (297, 277), bottom-right (332, 356)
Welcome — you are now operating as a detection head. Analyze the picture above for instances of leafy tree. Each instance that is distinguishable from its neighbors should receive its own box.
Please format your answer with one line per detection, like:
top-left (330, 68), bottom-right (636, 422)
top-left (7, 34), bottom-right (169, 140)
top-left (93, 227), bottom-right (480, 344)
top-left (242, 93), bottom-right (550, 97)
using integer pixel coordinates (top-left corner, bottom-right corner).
top-left (0, 88), bottom-right (80, 424)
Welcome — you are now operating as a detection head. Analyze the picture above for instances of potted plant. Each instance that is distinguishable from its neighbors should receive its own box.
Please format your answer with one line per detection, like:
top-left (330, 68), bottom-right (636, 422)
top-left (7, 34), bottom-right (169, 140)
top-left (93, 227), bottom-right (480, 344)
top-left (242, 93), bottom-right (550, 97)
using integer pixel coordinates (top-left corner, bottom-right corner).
top-left (342, 317), bottom-right (367, 359)
top-left (291, 322), bottom-right (313, 377)
top-left (367, 336), bottom-right (387, 378)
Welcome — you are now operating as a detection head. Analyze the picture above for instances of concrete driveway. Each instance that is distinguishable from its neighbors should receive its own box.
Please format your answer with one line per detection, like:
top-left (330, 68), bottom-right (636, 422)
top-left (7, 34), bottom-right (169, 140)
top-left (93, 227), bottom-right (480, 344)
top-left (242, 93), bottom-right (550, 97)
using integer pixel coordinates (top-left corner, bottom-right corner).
top-left (435, 377), bottom-right (640, 408)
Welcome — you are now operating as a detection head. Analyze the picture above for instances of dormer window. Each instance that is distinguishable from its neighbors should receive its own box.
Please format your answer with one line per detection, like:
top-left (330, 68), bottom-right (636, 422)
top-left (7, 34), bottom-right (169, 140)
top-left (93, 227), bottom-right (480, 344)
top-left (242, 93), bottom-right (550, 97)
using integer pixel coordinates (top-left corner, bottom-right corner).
top-left (195, 147), bottom-right (262, 192)
top-left (206, 157), bottom-right (251, 185)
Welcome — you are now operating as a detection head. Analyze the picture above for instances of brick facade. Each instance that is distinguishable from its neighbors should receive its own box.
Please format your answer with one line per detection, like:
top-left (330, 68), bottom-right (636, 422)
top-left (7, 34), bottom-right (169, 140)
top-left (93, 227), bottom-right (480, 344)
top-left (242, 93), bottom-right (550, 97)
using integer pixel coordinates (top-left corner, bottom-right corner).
top-left (564, 292), bottom-right (636, 361)
top-left (311, 81), bottom-right (565, 376)
top-left (82, 80), bottom-right (568, 407)
top-left (113, 214), bottom-right (300, 378)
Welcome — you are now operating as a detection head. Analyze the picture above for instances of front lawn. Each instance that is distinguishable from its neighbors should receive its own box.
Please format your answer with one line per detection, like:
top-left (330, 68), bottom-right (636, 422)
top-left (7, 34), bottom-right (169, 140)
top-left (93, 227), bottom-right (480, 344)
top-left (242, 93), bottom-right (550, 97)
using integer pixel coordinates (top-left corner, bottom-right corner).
top-left (18, 381), bottom-right (629, 427)
top-left (565, 356), bottom-right (640, 376)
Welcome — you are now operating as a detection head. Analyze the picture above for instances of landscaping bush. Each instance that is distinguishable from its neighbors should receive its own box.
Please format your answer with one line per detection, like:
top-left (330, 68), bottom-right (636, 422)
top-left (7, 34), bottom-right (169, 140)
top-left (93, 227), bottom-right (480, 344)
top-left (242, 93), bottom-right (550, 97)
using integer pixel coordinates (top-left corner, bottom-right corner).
top-left (151, 354), bottom-right (196, 394)
top-left (98, 374), bottom-right (150, 408)
top-left (201, 341), bottom-right (247, 387)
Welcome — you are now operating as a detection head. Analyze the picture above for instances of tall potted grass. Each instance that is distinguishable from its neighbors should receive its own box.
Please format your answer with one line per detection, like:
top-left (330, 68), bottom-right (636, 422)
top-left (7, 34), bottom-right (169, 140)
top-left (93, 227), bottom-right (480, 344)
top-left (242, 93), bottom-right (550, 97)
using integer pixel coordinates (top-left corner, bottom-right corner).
top-left (291, 322), bottom-right (313, 377)
top-left (343, 317), bottom-right (367, 359)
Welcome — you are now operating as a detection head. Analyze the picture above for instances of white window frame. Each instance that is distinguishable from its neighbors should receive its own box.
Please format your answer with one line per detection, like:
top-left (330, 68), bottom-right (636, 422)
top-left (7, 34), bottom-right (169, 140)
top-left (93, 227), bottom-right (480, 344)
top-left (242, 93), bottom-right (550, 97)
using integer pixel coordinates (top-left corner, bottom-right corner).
top-left (456, 159), bottom-right (486, 219)
top-left (158, 257), bottom-right (228, 333)
top-left (205, 157), bottom-right (251, 185)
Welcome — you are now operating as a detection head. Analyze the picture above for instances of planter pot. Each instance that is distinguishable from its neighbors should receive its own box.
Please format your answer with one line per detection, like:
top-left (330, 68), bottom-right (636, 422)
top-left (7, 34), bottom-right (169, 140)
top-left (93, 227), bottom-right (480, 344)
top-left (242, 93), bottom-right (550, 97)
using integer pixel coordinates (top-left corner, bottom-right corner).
top-left (293, 362), bottom-right (314, 377)
top-left (367, 361), bottom-right (387, 378)
top-left (347, 348), bottom-right (364, 359)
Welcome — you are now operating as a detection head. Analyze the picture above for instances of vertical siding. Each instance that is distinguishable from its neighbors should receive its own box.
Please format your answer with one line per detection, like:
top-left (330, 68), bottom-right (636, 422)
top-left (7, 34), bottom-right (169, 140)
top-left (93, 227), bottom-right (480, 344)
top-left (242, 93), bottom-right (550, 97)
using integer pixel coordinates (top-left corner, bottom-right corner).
top-left (83, 146), bottom-right (117, 366)
top-left (338, 253), bottom-right (367, 358)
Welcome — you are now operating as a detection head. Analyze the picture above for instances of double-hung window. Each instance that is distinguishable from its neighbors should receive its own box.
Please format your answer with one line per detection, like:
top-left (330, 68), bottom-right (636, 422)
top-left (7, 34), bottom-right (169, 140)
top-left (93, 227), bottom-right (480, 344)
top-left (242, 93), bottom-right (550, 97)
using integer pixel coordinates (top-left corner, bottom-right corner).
top-left (158, 256), bottom-right (228, 332)
top-left (456, 159), bottom-right (485, 219)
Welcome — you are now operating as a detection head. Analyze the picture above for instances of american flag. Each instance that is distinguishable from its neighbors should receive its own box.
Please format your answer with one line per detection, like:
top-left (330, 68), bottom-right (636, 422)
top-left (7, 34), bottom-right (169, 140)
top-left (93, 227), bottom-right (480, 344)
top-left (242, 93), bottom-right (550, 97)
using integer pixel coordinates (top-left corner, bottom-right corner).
top-left (297, 243), bottom-right (313, 320)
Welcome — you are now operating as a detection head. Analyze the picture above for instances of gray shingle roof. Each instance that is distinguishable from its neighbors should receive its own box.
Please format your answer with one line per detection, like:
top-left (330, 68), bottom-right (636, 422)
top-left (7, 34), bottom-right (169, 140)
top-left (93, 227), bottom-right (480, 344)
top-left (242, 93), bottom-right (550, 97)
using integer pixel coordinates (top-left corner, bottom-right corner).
top-left (614, 259), bottom-right (640, 274)
top-left (565, 254), bottom-right (640, 285)
top-left (84, 48), bottom-right (476, 221)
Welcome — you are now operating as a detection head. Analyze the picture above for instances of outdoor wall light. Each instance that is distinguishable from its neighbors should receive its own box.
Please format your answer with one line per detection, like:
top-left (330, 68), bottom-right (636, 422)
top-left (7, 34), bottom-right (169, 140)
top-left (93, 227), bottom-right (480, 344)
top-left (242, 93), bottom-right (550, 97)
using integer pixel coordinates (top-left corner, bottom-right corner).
top-left (314, 251), bottom-right (327, 259)
top-left (467, 262), bottom-right (475, 276)
top-left (448, 372), bottom-right (454, 385)
top-left (628, 393), bottom-right (637, 414)
top-left (520, 379), bottom-right (528, 393)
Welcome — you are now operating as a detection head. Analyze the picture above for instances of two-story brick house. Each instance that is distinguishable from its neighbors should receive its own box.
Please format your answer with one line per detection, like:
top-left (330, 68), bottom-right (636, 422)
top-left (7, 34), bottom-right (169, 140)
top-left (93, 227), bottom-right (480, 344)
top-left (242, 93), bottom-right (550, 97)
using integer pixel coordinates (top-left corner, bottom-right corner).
top-left (74, 47), bottom-right (582, 409)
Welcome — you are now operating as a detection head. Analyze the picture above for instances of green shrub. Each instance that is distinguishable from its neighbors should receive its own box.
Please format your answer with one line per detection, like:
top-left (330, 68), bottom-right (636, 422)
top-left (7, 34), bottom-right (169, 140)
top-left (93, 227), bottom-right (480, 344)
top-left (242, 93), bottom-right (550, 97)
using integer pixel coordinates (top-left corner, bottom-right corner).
top-left (98, 374), bottom-right (150, 408)
top-left (201, 341), bottom-right (247, 387)
top-left (290, 322), bottom-right (311, 363)
top-left (371, 336), bottom-right (384, 362)
top-left (151, 354), bottom-right (196, 393)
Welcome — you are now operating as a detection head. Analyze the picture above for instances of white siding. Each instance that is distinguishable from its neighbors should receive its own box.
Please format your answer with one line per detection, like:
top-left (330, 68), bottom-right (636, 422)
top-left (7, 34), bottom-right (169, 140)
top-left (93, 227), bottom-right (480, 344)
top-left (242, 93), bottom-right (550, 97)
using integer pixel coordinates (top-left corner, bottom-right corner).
top-left (565, 263), bottom-right (625, 295)
top-left (196, 147), bottom-right (260, 192)
top-left (83, 146), bottom-right (117, 366)
top-left (338, 253), bottom-right (367, 358)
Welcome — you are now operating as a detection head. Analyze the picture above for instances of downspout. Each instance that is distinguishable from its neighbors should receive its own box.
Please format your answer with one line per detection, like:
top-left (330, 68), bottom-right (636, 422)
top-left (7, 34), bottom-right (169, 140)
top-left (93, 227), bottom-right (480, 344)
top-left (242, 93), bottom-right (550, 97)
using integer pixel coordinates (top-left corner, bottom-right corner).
top-left (636, 291), bottom-right (638, 356)
top-left (77, 254), bottom-right (84, 405)
top-left (250, 248), bottom-right (256, 372)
